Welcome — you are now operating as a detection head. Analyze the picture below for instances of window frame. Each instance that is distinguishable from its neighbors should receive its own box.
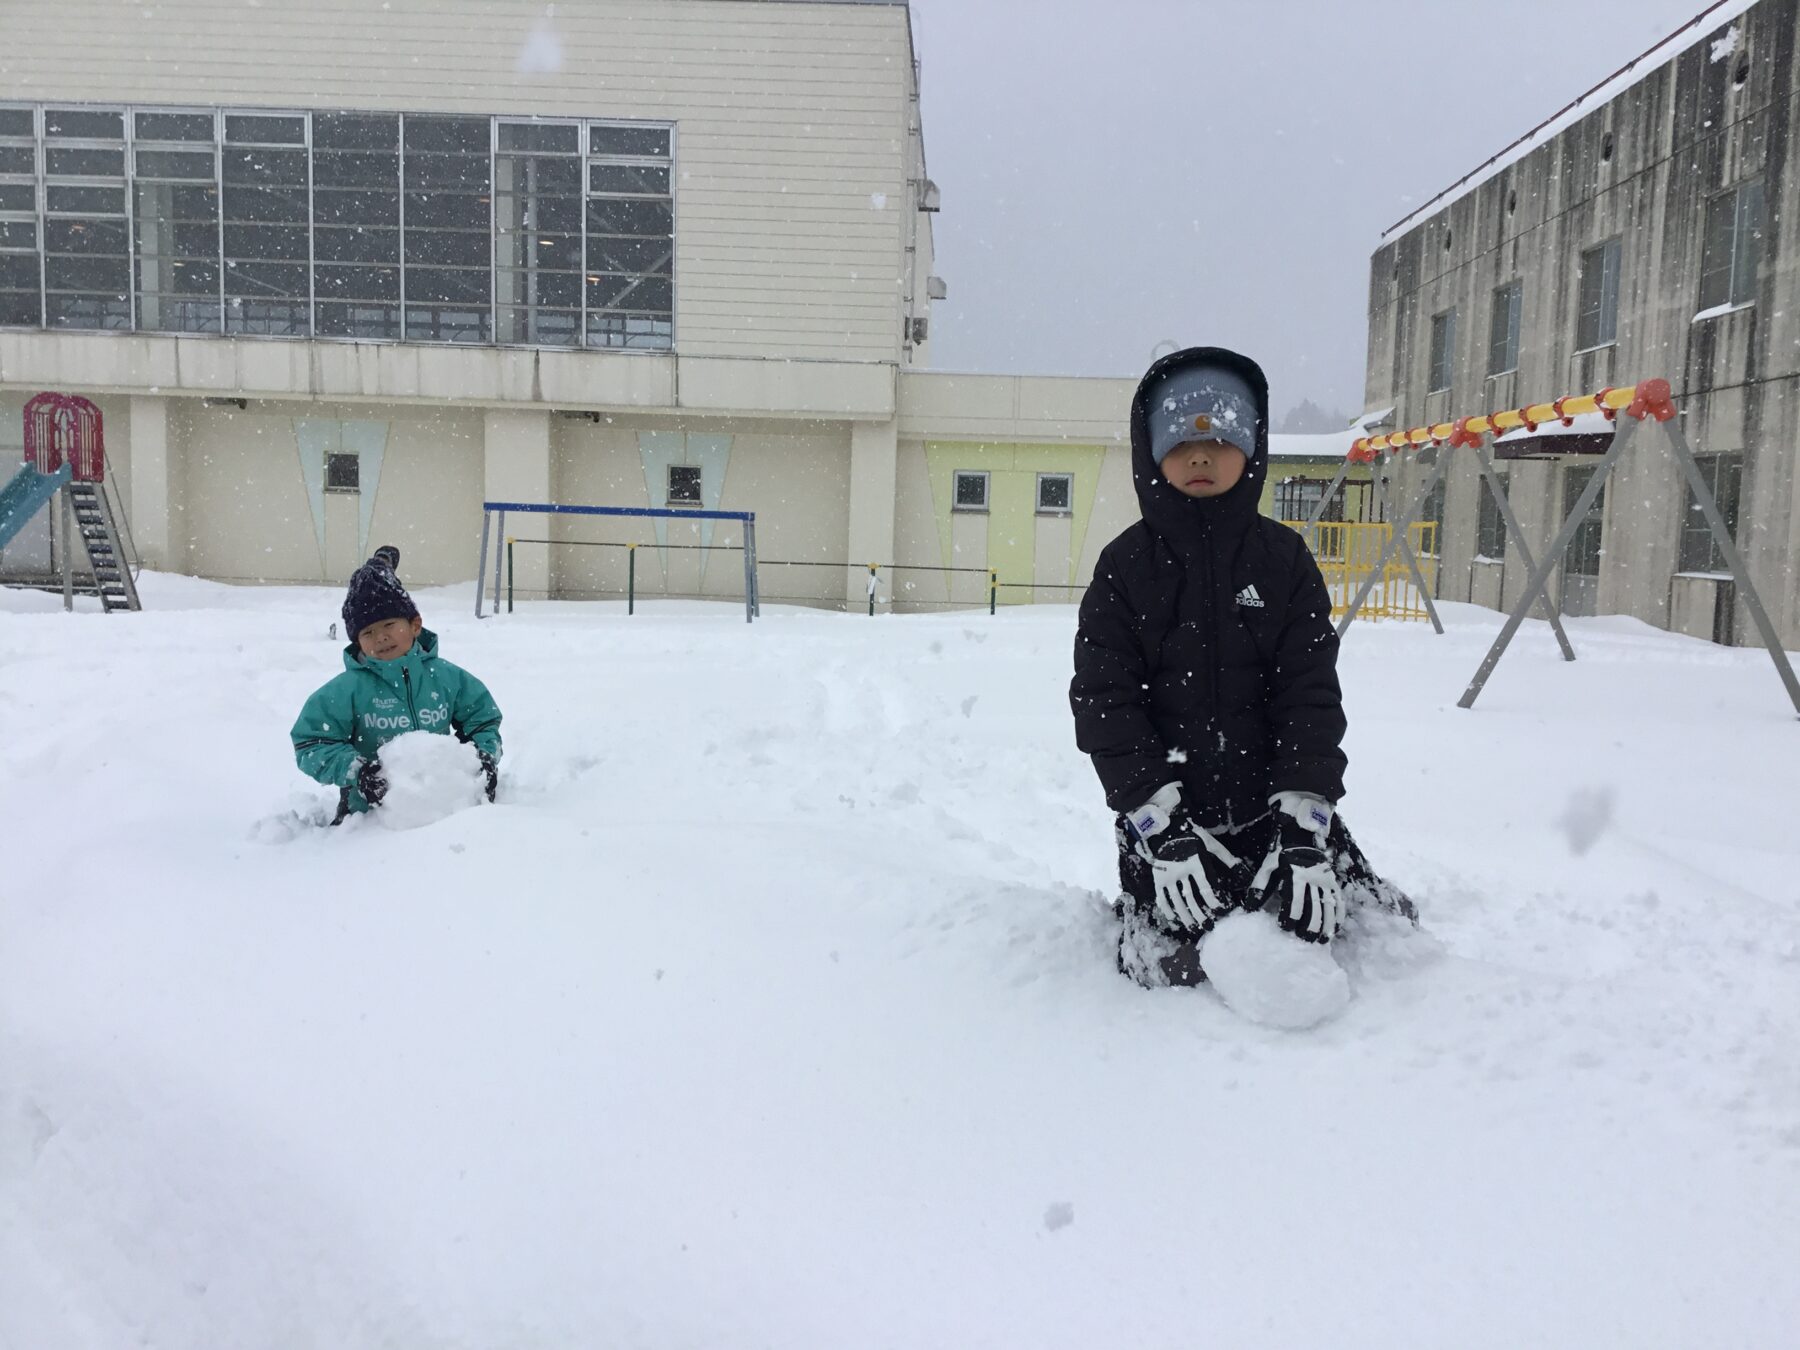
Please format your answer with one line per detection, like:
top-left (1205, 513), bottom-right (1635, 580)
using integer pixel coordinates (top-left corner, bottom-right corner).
top-left (1035, 471), bottom-right (1073, 516)
top-left (324, 451), bottom-right (360, 494)
top-left (1576, 237), bottom-right (1622, 352)
top-left (666, 462), bottom-right (702, 506)
top-left (1475, 468), bottom-right (1509, 562)
top-left (952, 469), bottom-right (990, 514)
top-left (1677, 452), bottom-right (1744, 574)
top-left (0, 101), bottom-right (675, 352)
top-left (1428, 308), bottom-right (1456, 394)
top-left (1698, 180), bottom-right (1764, 314)
top-left (1487, 280), bottom-right (1521, 377)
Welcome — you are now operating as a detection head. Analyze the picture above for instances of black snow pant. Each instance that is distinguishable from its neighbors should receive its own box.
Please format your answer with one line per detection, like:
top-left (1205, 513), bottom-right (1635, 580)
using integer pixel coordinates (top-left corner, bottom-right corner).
top-left (1113, 810), bottom-right (1417, 988)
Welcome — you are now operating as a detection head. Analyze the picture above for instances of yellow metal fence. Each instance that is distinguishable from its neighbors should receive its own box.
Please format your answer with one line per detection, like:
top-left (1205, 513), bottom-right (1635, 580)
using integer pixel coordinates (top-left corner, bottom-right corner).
top-left (1281, 520), bottom-right (1439, 622)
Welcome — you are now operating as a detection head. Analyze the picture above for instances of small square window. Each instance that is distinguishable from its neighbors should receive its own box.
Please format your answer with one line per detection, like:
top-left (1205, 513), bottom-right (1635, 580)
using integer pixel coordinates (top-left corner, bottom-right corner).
top-left (953, 470), bottom-right (989, 512)
top-left (668, 463), bottom-right (702, 505)
top-left (325, 452), bottom-right (359, 493)
top-left (1036, 473), bottom-right (1073, 515)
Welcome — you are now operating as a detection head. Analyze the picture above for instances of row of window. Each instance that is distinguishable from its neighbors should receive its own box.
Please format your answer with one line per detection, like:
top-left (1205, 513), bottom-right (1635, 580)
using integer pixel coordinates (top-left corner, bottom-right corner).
top-left (1473, 452), bottom-right (1743, 574)
top-left (1425, 180), bottom-right (1764, 393)
top-left (952, 469), bottom-right (1073, 516)
top-left (0, 104), bottom-right (675, 349)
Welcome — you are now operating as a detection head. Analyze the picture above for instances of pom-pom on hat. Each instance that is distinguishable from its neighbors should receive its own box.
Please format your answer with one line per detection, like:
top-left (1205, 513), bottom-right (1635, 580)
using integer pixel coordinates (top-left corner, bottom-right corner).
top-left (342, 545), bottom-right (418, 641)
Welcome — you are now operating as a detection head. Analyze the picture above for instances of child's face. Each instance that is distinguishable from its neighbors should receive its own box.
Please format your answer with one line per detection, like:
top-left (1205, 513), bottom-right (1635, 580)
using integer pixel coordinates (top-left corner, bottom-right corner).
top-left (1159, 440), bottom-right (1248, 498)
top-left (357, 615), bottom-right (423, 661)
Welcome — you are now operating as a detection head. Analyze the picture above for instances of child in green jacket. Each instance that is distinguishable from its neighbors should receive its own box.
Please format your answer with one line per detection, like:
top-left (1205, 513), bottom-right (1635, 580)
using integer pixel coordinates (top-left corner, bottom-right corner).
top-left (291, 546), bottom-right (503, 822)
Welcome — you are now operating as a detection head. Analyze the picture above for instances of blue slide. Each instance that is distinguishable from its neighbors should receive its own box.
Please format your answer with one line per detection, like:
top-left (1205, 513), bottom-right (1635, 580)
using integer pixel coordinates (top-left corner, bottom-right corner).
top-left (0, 461), bottom-right (72, 552)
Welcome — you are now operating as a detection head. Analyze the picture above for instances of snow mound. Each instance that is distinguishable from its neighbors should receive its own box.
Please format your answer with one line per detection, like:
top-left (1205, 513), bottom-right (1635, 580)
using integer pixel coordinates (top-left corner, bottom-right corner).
top-left (374, 731), bottom-right (485, 831)
top-left (1202, 909), bottom-right (1350, 1030)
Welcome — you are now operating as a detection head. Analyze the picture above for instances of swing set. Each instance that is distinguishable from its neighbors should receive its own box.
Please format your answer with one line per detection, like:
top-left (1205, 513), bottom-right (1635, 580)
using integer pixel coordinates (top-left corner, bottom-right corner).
top-left (1304, 377), bottom-right (1800, 718)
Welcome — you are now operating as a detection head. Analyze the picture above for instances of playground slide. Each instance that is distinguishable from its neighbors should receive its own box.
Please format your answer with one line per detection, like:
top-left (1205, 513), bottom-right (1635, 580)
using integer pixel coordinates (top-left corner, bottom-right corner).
top-left (0, 461), bottom-right (72, 552)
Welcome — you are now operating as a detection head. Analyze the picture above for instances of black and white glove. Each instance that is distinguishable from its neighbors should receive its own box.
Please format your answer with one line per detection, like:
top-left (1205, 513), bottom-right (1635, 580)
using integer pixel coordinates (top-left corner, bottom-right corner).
top-left (1253, 791), bottom-right (1343, 943)
top-left (354, 756), bottom-right (388, 807)
top-left (1127, 784), bottom-right (1243, 934)
top-left (476, 749), bottom-right (498, 803)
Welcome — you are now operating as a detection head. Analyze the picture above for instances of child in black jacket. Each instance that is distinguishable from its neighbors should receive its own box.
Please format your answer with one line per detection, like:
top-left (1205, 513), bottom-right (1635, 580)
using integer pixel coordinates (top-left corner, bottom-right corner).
top-left (1070, 346), bottom-right (1413, 988)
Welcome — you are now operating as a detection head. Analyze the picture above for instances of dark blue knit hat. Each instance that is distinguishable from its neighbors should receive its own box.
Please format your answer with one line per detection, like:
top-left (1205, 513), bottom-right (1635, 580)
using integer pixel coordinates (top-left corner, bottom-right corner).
top-left (342, 546), bottom-right (418, 640)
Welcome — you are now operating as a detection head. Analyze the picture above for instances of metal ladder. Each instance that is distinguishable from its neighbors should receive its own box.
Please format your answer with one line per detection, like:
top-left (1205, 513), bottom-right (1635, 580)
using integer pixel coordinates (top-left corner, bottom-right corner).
top-left (64, 480), bottom-right (140, 612)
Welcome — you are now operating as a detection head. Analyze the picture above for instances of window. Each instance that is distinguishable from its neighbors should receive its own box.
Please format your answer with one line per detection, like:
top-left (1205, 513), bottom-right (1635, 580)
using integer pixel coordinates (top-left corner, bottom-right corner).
top-left (1274, 477), bottom-right (1339, 523)
top-left (311, 112), bottom-right (400, 339)
top-left (1576, 238), bottom-right (1621, 350)
top-left (42, 107), bottom-right (130, 330)
top-left (952, 470), bottom-right (989, 512)
top-left (1679, 452), bottom-right (1743, 573)
top-left (1698, 181), bottom-right (1764, 312)
top-left (667, 463), bottom-right (701, 505)
top-left (1487, 280), bottom-right (1521, 376)
top-left (1036, 472), bottom-right (1072, 515)
top-left (0, 103), bottom-right (674, 350)
top-left (1562, 464), bottom-right (1606, 577)
top-left (325, 452), bottom-right (360, 493)
top-left (403, 115), bottom-right (492, 343)
top-left (1476, 469), bottom-right (1509, 561)
top-left (585, 122), bottom-right (674, 350)
top-left (0, 106), bottom-right (38, 326)
top-left (1428, 309), bottom-right (1456, 393)
top-left (495, 121), bottom-right (582, 346)
top-left (222, 113), bottom-right (308, 335)
top-left (133, 108), bottom-right (220, 333)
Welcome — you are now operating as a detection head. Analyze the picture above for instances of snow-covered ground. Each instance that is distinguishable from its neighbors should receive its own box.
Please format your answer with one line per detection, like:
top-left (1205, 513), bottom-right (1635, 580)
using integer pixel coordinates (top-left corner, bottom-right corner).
top-left (3, 576), bottom-right (1797, 1348)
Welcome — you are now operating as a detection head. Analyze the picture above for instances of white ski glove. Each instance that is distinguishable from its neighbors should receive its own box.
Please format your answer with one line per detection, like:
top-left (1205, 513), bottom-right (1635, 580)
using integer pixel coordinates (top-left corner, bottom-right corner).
top-left (1127, 784), bottom-right (1243, 934)
top-left (1253, 791), bottom-right (1343, 943)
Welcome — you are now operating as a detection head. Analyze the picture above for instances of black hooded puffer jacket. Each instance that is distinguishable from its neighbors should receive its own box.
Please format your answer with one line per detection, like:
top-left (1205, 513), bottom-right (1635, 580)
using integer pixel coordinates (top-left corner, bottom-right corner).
top-left (1070, 346), bottom-right (1347, 826)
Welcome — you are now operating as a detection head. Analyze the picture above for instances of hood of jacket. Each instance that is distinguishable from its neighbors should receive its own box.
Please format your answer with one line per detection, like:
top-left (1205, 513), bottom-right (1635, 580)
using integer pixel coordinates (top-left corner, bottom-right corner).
top-left (1129, 346), bottom-right (1271, 545)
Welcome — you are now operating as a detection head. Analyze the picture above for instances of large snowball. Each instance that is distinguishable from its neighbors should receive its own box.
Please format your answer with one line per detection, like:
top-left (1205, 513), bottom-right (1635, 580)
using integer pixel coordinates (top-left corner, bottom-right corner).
top-left (1201, 909), bottom-right (1350, 1030)
top-left (374, 731), bottom-right (486, 831)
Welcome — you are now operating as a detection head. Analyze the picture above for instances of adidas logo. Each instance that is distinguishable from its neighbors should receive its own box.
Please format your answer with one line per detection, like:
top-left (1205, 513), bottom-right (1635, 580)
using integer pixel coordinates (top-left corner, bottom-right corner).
top-left (1235, 584), bottom-right (1265, 609)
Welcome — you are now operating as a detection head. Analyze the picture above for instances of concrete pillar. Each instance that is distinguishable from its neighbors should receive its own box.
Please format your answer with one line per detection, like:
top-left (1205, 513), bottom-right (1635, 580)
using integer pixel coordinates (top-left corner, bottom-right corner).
top-left (846, 418), bottom-right (898, 611)
top-left (127, 395), bottom-right (185, 574)
top-left (483, 408), bottom-right (552, 599)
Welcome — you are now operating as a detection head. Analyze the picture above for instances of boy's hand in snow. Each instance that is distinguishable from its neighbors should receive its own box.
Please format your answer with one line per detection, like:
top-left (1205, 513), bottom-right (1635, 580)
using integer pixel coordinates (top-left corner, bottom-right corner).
top-left (1254, 792), bottom-right (1343, 942)
top-left (476, 749), bottom-right (498, 802)
top-left (355, 757), bottom-right (388, 807)
top-left (1128, 785), bottom-right (1242, 934)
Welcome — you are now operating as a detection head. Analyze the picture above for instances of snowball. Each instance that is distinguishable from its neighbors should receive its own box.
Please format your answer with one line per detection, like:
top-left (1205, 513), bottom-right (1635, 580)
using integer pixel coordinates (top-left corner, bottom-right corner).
top-left (374, 731), bottom-right (486, 831)
top-left (1201, 909), bottom-right (1350, 1031)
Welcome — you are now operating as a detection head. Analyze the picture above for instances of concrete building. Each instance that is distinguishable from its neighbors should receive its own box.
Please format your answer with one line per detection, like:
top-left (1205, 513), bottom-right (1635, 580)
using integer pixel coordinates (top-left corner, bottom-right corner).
top-left (1363, 0), bottom-right (1800, 647)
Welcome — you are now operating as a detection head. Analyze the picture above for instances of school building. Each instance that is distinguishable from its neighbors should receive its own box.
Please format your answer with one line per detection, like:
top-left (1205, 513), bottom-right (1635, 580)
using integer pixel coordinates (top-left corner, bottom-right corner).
top-left (1364, 0), bottom-right (1800, 647)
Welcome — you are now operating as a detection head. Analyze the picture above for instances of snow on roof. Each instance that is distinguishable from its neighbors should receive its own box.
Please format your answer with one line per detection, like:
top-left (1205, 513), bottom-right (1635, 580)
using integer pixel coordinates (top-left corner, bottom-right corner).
top-left (1353, 407), bottom-right (1396, 432)
top-left (1269, 429), bottom-right (1360, 461)
top-left (1494, 409), bottom-right (1617, 442)
top-left (1381, 0), bottom-right (1761, 242)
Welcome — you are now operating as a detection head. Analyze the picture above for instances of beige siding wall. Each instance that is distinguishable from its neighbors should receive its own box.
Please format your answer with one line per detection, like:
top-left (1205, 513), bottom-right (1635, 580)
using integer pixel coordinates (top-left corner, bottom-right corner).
top-left (2, 0), bottom-right (913, 364)
top-left (551, 417), bottom-right (851, 606)
top-left (180, 401), bottom-right (483, 587)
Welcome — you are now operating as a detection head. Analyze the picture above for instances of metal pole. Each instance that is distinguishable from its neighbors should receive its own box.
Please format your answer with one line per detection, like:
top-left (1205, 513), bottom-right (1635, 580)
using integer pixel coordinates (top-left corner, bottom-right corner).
top-left (868, 563), bottom-right (877, 617)
top-left (749, 519), bottom-right (760, 618)
top-left (741, 517), bottom-right (755, 624)
top-left (1458, 416), bottom-right (1640, 710)
top-left (1475, 445), bottom-right (1576, 662)
top-left (628, 543), bottom-right (636, 616)
top-left (1660, 415), bottom-right (1800, 718)
top-left (59, 487), bottom-right (73, 612)
top-left (1367, 455), bottom-right (1445, 633)
top-left (1337, 450), bottom-right (1449, 636)
top-left (474, 508), bottom-right (491, 618)
top-left (990, 569), bottom-right (997, 616)
top-left (507, 538), bottom-right (514, 615)
top-left (491, 509), bottom-right (507, 619)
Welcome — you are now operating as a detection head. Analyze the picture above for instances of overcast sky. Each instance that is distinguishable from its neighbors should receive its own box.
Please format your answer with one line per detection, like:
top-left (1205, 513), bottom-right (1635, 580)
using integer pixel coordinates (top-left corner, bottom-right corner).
top-left (908, 0), bottom-right (1730, 420)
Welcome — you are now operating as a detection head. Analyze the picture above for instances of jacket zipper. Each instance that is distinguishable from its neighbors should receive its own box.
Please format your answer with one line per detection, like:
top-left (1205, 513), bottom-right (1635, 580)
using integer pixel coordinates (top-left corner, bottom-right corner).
top-left (403, 666), bottom-right (419, 728)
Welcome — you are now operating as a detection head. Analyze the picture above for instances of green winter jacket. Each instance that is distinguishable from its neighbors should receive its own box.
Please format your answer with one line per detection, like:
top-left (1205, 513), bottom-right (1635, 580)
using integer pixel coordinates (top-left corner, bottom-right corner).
top-left (291, 629), bottom-right (503, 814)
